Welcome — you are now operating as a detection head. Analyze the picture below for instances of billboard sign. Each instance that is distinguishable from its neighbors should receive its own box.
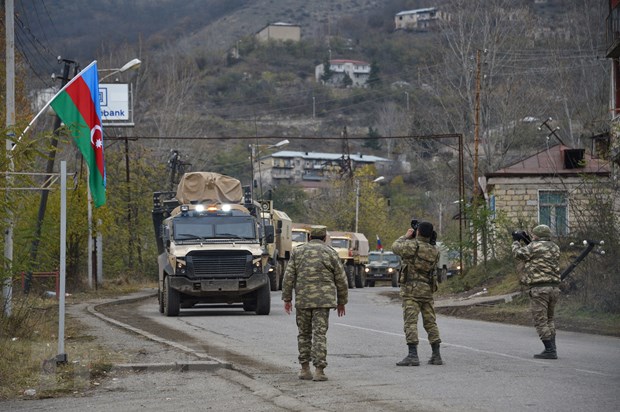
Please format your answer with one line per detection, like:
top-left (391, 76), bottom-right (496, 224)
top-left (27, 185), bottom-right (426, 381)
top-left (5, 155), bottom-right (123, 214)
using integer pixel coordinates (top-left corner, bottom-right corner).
top-left (99, 83), bottom-right (133, 126)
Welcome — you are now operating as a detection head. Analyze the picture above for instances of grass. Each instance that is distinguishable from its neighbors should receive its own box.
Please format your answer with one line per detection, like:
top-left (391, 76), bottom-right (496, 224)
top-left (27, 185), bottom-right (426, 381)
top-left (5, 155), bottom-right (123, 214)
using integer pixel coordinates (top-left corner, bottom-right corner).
top-left (0, 276), bottom-right (155, 400)
top-left (435, 258), bottom-right (620, 337)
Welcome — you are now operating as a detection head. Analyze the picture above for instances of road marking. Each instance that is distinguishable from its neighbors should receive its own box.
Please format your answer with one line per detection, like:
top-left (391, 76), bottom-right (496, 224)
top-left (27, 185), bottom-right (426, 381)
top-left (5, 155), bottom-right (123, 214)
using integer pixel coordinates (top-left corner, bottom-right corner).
top-left (334, 322), bottom-right (615, 376)
top-left (574, 368), bottom-right (610, 376)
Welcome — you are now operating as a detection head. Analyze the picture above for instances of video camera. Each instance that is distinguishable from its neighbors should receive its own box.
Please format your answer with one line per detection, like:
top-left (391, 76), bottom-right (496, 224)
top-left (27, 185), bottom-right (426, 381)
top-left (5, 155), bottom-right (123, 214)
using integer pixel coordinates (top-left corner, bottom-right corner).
top-left (411, 219), bottom-right (437, 245)
top-left (511, 230), bottom-right (531, 245)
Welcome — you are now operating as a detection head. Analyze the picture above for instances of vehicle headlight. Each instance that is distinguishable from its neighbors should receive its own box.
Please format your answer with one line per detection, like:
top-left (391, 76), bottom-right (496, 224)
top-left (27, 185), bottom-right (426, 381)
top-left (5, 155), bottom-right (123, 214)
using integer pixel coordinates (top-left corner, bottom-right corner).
top-left (176, 259), bottom-right (186, 275)
top-left (253, 260), bottom-right (262, 274)
top-left (387, 268), bottom-right (393, 273)
top-left (365, 267), bottom-right (370, 273)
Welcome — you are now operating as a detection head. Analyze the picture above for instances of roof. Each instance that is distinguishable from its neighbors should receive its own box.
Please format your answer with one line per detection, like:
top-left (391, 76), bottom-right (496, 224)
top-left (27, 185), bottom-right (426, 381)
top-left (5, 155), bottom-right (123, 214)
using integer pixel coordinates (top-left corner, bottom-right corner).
top-left (330, 59), bottom-right (370, 66)
top-left (269, 151), bottom-right (390, 163)
top-left (396, 8), bottom-right (437, 16)
top-left (268, 22), bottom-right (299, 27)
top-left (486, 144), bottom-right (610, 178)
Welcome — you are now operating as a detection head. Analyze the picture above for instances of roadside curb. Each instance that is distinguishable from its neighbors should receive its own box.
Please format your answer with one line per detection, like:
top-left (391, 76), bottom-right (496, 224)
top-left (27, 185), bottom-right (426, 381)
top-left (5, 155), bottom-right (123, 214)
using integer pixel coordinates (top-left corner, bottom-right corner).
top-left (435, 291), bottom-right (522, 308)
top-left (86, 289), bottom-right (232, 369)
top-left (85, 289), bottom-right (328, 411)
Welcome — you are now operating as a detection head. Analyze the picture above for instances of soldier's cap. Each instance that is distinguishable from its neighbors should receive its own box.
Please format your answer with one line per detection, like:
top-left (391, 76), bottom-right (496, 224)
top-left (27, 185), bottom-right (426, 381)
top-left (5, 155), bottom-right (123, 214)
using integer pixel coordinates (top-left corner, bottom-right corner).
top-left (532, 224), bottom-right (552, 239)
top-left (310, 225), bottom-right (327, 238)
top-left (418, 221), bottom-right (434, 238)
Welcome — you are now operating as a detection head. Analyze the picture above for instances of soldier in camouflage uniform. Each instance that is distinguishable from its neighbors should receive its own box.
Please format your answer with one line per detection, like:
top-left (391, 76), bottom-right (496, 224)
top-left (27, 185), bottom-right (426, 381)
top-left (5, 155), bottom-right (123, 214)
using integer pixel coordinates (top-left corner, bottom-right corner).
top-left (282, 225), bottom-right (348, 381)
top-left (512, 224), bottom-right (561, 359)
top-left (392, 221), bottom-right (442, 366)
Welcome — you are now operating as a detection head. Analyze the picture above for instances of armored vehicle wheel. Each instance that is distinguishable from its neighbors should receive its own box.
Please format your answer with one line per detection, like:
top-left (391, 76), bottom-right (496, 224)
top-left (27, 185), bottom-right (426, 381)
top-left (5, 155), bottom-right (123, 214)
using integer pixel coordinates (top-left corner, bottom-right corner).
top-left (391, 272), bottom-right (398, 288)
top-left (346, 266), bottom-right (355, 288)
top-left (367, 280), bottom-right (375, 287)
top-left (255, 283), bottom-right (271, 315)
top-left (354, 266), bottom-right (366, 288)
top-left (277, 260), bottom-right (287, 290)
top-left (268, 267), bottom-right (278, 291)
top-left (158, 287), bottom-right (164, 314)
top-left (163, 276), bottom-right (180, 317)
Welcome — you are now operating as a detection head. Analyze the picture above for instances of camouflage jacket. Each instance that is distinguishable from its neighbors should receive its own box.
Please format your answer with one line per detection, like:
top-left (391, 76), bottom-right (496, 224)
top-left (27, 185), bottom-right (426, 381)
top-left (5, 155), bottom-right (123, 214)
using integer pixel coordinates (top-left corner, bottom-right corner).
top-left (512, 240), bottom-right (560, 286)
top-left (392, 236), bottom-right (440, 299)
top-left (282, 239), bottom-right (348, 309)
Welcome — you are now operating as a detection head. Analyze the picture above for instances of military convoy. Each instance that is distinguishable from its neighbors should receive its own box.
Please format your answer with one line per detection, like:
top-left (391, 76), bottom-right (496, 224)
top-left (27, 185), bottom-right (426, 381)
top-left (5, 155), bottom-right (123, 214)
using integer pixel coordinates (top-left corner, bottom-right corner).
top-left (151, 170), bottom-right (448, 318)
top-left (152, 172), bottom-right (274, 316)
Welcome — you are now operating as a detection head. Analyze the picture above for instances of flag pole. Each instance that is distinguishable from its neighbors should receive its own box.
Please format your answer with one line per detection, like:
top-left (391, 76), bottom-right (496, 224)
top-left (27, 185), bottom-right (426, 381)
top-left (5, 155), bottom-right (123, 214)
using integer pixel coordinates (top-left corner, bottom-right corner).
top-left (12, 61), bottom-right (98, 150)
top-left (87, 169), bottom-right (93, 289)
top-left (56, 161), bottom-right (68, 364)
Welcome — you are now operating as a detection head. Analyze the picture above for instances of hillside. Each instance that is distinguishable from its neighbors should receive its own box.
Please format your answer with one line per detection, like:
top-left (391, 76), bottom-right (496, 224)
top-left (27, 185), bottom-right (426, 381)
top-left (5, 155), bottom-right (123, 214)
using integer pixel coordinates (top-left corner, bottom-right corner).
top-left (18, 0), bottom-right (385, 76)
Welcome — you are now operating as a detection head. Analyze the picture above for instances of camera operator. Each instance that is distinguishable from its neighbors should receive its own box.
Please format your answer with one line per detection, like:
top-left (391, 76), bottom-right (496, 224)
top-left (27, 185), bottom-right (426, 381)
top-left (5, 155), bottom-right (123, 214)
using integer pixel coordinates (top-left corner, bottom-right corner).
top-left (392, 221), bottom-right (442, 366)
top-left (512, 224), bottom-right (561, 359)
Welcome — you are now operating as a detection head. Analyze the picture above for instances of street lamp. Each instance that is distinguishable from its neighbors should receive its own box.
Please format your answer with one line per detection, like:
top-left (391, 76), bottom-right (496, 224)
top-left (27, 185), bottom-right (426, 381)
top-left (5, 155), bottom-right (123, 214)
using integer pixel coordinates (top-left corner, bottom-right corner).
top-left (100, 58), bottom-right (142, 82)
top-left (355, 176), bottom-right (384, 233)
top-left (250, 139), bottom-right (290, 200)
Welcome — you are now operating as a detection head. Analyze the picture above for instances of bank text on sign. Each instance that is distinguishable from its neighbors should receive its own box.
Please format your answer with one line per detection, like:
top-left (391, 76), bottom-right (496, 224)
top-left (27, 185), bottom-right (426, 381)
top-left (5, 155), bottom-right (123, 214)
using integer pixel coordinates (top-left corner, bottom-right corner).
top-left (99, 83), bottom-right (129, 123)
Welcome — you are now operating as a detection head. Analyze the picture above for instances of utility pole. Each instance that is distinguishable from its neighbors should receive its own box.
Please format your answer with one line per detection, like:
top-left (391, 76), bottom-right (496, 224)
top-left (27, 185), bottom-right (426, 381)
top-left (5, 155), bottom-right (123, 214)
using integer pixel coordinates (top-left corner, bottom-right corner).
top-left (472, 49), bottom-right (482, 266)
top-left (25, 58), bottom-right (77, 293)
top-left (4, 0), bottom-right (15, 316)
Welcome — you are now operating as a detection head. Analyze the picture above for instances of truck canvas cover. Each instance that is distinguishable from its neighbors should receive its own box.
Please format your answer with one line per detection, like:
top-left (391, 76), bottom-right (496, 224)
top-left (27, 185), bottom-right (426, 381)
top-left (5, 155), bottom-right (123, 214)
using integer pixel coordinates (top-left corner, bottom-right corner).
top-left (175, 172), bottom-right (243, 204)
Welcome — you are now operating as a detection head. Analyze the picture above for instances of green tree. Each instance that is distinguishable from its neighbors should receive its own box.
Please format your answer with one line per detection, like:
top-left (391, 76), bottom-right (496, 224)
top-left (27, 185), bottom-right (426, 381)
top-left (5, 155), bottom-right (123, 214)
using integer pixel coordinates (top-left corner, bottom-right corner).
top-left (363, 127), bottom-right (382, 150)
top-left (320, 56), bottom-right (333, 83)
top-left (367, 60), bottom-right (381, 88)
top-left (343, 72), bottom-right (353, 88)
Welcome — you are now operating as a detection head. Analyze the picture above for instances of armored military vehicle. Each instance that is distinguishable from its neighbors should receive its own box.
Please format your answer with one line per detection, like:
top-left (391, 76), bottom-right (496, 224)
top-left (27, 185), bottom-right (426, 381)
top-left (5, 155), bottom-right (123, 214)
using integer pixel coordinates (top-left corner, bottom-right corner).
top-left (152, 172), bottom-right (273, 316)
top-left (364, 251), bottom-right (402, 287)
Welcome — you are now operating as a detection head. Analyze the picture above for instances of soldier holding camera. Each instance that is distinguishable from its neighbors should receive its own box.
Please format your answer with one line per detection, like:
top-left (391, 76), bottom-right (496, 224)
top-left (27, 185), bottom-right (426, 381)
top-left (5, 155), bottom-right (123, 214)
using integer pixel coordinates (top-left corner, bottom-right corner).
top-left (512, 224), bottom-right (561, 359)
top-left (392, 220), bottom-right (442, 366)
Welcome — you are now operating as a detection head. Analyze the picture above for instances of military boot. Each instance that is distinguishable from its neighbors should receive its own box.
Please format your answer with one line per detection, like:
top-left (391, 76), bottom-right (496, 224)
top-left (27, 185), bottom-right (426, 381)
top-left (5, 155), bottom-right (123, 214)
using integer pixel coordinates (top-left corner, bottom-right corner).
top-left (550, 334), bottom-right (557, 355)
top-left (534, 339), bottom-right (557, 359)
top-left (428, 342), bottom-right (443, 365)
top-left (298, 362), bottom-right (312, 380)
top-left (313, 366), bottom-right (328, 381)
top-left (396, 344), bottom-right (420, 366)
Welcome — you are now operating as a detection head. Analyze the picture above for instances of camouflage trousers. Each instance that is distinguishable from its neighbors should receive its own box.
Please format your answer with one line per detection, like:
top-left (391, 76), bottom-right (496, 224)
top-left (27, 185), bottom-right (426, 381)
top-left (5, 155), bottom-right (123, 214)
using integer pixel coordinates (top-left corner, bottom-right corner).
top-left (296, 308), bottom-right (330, 368)
top-left (529, 286), bottom-right (560, 340)
top-left (402, 297), bottom-right (441, 345)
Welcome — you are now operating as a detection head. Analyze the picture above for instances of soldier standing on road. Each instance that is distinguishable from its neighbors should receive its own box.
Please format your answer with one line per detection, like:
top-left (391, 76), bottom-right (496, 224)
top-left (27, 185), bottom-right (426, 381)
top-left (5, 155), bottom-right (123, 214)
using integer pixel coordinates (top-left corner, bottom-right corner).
top-left (512, 224), bottom-right (561, 359)
top-left (392, 221), bottom-right (442, 366)
top-left (282, 225), bottom-right (348, 381)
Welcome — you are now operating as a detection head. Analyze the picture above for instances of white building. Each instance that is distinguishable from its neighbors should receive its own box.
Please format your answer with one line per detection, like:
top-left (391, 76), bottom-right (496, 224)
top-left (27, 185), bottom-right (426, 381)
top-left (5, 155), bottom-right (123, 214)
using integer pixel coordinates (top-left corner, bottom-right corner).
top-left (256, 22), bottom-right (301, 42)
top-left (394, 7), bottom-right (442, 30)
top-left (315, 59), bottom-right (371, 88)
top-left (253, 150), bottom-right (393, 191)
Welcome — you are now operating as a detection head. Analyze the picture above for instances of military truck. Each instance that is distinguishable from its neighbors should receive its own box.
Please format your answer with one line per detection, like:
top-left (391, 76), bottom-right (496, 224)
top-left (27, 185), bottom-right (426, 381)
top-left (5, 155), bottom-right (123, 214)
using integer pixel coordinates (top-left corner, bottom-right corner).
top-left (328, 231), bottom-right (369, 288)
top-left (363, 251), bottom-right (402, 287)
top-left (291, 223), bottom-right (312, 248)
top-left (152, 172), bottom-right (274, 316)
top-left (435, 241), bottom-right (460, 282)
top-left (259, 201), bottom-right (292, 291)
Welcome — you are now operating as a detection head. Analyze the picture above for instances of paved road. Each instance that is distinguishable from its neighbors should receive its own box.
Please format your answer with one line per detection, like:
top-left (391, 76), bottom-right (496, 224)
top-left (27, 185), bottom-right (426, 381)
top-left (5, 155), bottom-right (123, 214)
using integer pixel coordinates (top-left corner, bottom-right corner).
top-left (4, 288), bottom-right (619, 411)
top-left (119, 288), bottom-right (620, 411)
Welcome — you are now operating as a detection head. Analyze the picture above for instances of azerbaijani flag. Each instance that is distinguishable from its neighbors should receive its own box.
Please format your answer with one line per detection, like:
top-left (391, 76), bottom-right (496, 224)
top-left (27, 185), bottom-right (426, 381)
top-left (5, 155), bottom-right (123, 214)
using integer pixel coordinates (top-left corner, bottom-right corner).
top-left (376, 234), bottom-right (383, 251)
top-left (50, 61), bottom-right (106, 207)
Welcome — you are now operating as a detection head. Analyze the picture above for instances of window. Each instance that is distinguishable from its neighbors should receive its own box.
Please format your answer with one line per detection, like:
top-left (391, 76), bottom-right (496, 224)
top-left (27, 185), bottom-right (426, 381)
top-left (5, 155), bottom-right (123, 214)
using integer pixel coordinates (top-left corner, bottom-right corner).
top-left (538, 191), bottom-right (568, 235)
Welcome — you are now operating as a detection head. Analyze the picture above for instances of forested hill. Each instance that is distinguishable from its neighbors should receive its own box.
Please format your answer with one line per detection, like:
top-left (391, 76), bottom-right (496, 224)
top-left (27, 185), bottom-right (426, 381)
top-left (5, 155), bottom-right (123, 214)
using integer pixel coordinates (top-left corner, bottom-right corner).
top-left (18, 0), bottom-right (383, 72)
